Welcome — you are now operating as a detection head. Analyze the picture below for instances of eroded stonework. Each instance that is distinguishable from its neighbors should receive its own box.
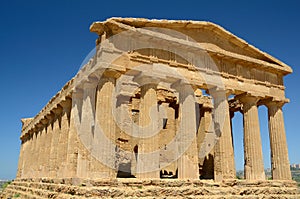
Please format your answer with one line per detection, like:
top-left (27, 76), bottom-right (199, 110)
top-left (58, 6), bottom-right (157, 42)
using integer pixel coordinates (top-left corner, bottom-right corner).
top-left (1, 18), bottom-right (298, 198)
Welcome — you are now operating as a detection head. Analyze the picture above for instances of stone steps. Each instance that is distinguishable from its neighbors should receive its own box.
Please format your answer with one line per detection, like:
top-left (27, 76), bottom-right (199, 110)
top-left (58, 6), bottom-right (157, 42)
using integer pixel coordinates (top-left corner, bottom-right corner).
top-left (3, 185), bottom-right (57, 199)
top-left (1, 178), bottom-right (299, 199)
top-left (3, 187), bottom-right (44, 199)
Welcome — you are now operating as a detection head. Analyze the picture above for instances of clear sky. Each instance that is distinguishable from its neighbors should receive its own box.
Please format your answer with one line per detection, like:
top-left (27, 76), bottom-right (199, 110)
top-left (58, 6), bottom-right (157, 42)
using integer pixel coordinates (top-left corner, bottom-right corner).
top-left (0, 0), bottom-right (299, 180)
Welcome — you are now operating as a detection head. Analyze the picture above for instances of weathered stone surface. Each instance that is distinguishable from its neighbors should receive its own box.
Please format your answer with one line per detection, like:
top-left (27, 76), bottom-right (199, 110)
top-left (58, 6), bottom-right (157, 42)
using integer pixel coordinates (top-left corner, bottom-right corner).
top-left (1, 178), bottom-right (298, 199)
top-left (239, 95), bottom-right (265, 180)
top-left (8, 17), bottom-right (297, 198)
top-left (136, 83), bottom-right (160, 178)
top-left (266, 101), bottom-right (292, 180)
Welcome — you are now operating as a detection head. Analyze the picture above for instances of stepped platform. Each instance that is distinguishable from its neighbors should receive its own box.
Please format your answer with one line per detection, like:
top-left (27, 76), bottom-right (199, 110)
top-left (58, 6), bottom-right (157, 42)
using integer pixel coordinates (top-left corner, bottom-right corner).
top-left (1, 178), bottom-right (299, 198)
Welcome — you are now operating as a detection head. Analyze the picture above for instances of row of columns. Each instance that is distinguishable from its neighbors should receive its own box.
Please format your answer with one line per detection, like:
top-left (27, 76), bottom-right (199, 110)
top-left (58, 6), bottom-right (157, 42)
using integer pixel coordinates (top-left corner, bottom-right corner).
top-left (17, 75), bottom-right (291, 181)
top-left (238, 95), bottom-right (291, 180)
top-left (18, 103), bottom-right (71, 178)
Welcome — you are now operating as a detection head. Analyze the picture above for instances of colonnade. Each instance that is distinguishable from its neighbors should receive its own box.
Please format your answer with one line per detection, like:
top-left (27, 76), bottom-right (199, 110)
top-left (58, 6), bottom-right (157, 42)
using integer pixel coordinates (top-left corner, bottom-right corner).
top-left (17, 74), bottom-right (292, 181)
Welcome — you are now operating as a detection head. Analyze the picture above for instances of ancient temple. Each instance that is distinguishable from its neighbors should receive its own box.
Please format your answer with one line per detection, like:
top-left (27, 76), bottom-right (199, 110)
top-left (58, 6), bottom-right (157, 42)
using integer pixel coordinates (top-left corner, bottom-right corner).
top-left (2, 18), bottom-right (298, 198)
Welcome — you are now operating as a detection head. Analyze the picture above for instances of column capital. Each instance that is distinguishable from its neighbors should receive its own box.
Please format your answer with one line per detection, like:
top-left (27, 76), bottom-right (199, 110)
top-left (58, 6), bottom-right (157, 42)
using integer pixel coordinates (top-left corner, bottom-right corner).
top-left (72, 88), bottom-right (84, 99)
top-left (88, 73), bottom-right (101, 82)
top-left (46, 111), bottom-right (55, 122)
top-left (41, 118), bottom-right (49, 125)
top-left (103, 69), bottom-right (122, 79)
top-left (236, 93), bottom-right (261, 105)
top-left (171, 79), bottom-right (195, 101)
top-left (170, 79), bottom-right (194, 90)
top-left (60, 97), bottom-right (72, 112)
top-left (36, 122), bottom-right (44, 128)
top-left (83, 79), bottom-right (98, 89)
top-left (208, 87), bottom-right (232, 97)
top-left (134, 73), bottom-right (161, 87)
top-left (53, 105), bottom-right (63, 116)
top-left (263, 98), bottom-right (289, 109)
top-left (208, 88), bottom-right (235, 102)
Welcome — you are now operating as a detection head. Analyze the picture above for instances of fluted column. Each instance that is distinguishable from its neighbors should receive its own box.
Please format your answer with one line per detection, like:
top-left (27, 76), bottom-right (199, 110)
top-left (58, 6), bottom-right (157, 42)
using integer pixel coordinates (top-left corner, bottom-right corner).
top-left (211, 89), bottom-right (235, 181)
top-left (41, 118), bottom-right (51, 177)
top-left (266, 101), bottom-right (291, 180)
top-left (177, 84), bottom-right (199, 179)
top-left (93, 77), bottom-right (117, 178)
top-left (21, 135), bottom-right (30, 178)
top-left (24, 132), bottom-right (34, 178)
top-left (77, 81), bottom-right (97, 178)
top-left (66, 91), bottom-right (82, 177)
top-left (28, 130), bottom-right (37, 177)
top-left (35, 128), bottom-right (43, 177)
top-left (43, 126), bottom-right (50, 178)
top-left (44, 113), bottom-right (54, 177)
top-left (57, 100), bottom-right (71, 177)
top-left (16, 140), bottom-right (25, 178)
top-left (137, 83), bottom-right (160, 179)
top-left (49, 108), bottom-right (62, 178)
top-left (240, 95), bottom-right (265, 180)
top-left (33, 124), bottom-right (46, 177)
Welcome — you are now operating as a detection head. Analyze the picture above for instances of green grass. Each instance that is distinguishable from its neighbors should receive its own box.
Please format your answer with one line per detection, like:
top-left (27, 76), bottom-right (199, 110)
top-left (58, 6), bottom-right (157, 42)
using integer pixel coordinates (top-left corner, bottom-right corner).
top-left (1, 181), bottom-right (11, 190)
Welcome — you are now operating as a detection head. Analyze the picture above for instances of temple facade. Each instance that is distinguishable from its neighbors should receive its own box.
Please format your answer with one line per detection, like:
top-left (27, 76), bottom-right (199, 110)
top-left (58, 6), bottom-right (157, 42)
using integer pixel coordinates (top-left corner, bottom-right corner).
top-left (3, 18), bottom-right (298, 198)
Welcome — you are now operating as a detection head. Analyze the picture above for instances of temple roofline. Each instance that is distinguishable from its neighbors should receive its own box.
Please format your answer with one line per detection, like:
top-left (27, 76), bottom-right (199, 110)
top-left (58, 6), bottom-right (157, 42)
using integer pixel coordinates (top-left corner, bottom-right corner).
top-left (90, 17), bottom-right (292, 74)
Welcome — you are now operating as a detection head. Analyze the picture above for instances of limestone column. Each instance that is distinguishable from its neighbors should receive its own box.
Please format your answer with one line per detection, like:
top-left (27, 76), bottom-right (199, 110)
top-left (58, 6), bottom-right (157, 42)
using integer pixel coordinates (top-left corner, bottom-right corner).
top-left (78, 81), bottom-right (97, 178)
top-left (266, 101), bottom-right (291, 180)
top-left (66, 91), bottom-right (82, 178)
top-left (41, 118), bottom-right (51, 177)
top-left (21, 134), bottom-right (31, 178)
top-left (27, 130), bottom-right (36, 177)
top-left (16, 140), bottom-right (25, 178)
top-left (24, 133), bottom-right (34, 178)
top-left (26, 129), bottom-right (39, 178)
top-left (49, 108), bottom-right (62, 178)
top-left (48, 118), bottom-right (56, 178)
top-left (177, 84), bottom-right (199, 179)
top-left (137, 83), bottom-right (160, 179)
top-left (57, 100), bottom-right (71, 177)
top-left (30, 132), bottom-right (36, 177)
top-left (21, 135), bottom-right (30, 178)
top-left (93, 77), bottom-right (117, 178)
top-left (26, 132), bottom-right (35, 178)
top-left (39, 127), bottom-right (48, 177)
top-left (240, 95), bottom-right (265, 180)
top-left (211, 90), bottom-right (235, 181)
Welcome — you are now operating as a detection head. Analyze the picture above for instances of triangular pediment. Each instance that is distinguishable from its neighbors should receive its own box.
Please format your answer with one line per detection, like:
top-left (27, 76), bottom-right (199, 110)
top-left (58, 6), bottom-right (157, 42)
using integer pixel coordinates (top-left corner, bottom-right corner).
top-left (90, 17), bottom-right (292, 75)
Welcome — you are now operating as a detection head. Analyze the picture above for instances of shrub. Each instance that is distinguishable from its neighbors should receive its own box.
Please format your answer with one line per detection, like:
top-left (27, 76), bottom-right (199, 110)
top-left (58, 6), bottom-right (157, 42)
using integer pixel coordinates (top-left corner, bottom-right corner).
top-left (1, 181), bottom-right (11, 190)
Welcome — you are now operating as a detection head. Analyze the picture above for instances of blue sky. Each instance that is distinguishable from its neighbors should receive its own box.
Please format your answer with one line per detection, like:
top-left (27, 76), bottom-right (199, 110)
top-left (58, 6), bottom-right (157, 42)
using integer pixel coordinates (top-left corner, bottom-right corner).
top-left (0, 0), bottom-right (299, 179)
